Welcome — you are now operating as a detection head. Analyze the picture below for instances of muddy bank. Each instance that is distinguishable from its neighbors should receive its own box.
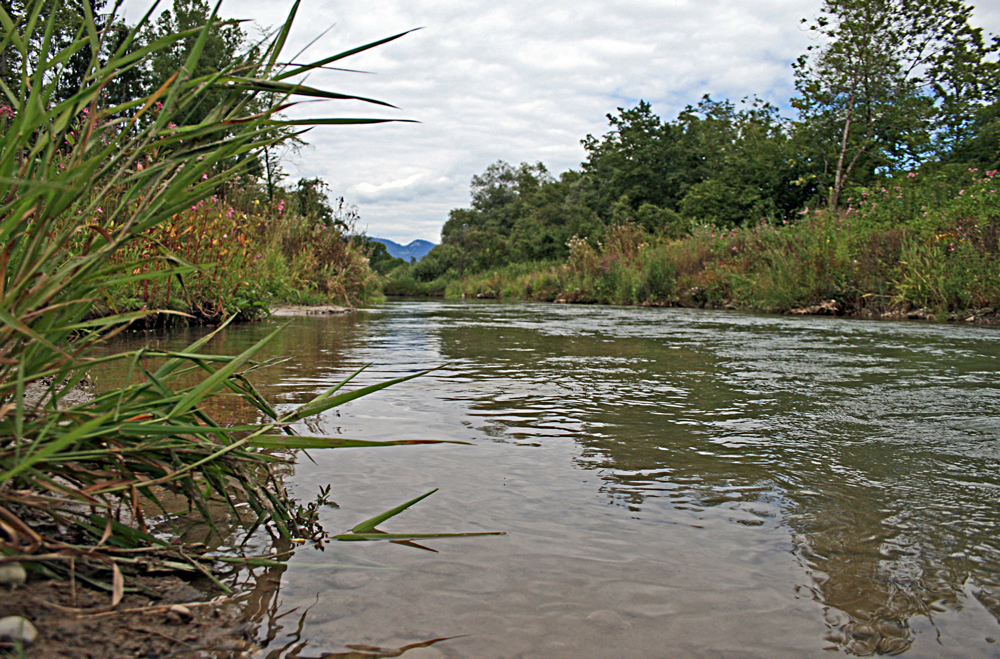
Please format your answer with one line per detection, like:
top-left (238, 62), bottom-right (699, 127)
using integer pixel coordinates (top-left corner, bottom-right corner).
top-left (0, 574), bottom-right (250, 658)
top-left (6, 380), bottom-right (263, 657)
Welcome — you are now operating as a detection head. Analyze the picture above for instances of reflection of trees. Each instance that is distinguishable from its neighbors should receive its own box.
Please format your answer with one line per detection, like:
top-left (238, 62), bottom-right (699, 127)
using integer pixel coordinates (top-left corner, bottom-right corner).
top-left (435, 313), bottom-right (1000, 654)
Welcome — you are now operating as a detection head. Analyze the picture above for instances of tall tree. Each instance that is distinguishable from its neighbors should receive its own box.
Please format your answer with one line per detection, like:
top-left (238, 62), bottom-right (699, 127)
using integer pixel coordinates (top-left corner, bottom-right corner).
top-left (580, 101), bottom-right (700, 215)
top-left (142, 0), bottom-right (247, 125)
top-left (792, 0), bottom-right (998, 209)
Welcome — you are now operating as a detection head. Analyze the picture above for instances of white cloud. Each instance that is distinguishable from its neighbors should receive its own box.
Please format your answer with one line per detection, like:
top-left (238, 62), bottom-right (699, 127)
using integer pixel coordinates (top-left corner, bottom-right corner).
top-left (122, 0), bottom-right (1000, 243)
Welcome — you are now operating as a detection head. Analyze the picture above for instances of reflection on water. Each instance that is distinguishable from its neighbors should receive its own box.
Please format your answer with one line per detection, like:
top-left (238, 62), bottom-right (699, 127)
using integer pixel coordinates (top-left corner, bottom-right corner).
top-left (97, 301), bottom-right (1000, 657)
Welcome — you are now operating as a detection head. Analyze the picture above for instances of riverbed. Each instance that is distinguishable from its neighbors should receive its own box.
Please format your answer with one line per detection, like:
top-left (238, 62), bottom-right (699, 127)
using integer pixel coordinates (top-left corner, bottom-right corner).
top-left (101, 300), bottom-right (1000, 658)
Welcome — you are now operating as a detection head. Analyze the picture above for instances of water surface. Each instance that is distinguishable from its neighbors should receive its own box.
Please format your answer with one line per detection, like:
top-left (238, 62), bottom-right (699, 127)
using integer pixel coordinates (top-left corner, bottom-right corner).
top-left (104, 301), bottom-right (1000, 657)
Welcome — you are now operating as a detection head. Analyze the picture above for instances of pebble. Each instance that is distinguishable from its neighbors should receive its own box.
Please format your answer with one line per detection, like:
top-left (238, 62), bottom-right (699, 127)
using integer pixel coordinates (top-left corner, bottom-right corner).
top-left (168, 604), bottom-right (193, 621)
top-left (0, 563), bottom-right (26, 588)
top-left (0, 616), bottom-right (38, 645)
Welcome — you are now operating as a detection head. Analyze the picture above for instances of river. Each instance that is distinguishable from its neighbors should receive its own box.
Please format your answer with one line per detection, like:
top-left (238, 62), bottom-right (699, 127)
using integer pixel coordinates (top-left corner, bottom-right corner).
top-left (100, 300), bottom-right (1000, 658)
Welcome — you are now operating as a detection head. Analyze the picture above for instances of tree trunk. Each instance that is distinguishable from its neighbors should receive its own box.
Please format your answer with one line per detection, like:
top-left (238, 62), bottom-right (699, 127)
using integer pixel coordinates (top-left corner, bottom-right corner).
top-left (830, 90), bottom-right (855, 210)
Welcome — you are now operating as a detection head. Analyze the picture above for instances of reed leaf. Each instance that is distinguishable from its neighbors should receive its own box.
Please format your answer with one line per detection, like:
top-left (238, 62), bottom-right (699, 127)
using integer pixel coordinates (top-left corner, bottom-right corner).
top-left (0, 0), bottom-right (430, 559)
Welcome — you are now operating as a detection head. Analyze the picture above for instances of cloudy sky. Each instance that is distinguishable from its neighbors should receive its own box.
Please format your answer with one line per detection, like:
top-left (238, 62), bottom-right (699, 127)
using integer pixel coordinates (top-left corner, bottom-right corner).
top-left (121, 0), bottom-right (1000, 244)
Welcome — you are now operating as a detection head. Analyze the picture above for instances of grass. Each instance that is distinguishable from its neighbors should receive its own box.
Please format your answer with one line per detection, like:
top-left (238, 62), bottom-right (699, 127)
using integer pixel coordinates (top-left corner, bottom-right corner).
top-left (0, 0), bottom-right (493, 601)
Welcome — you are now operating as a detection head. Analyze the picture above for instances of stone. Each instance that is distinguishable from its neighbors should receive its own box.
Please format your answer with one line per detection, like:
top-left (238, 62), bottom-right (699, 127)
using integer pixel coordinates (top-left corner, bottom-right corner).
top-left (168, 604), bottom-right (193, 622)
top-left (0, 563), bottom-right (26, 588)
top-left (0, 616), bottom-right (38, 645)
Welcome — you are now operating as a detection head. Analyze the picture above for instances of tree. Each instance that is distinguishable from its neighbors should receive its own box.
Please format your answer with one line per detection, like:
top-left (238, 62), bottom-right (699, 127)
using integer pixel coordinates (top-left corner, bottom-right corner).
top-left (944, 100), bottom-right (1000, 169)
top-left (677, 97), bottom-right (814, 225)
top-left (581, 101), bottom-right (701, 215)
top-left (792, 0), bottom-right (998, 209)
top-left (142, 0), bottom-right (248, 126)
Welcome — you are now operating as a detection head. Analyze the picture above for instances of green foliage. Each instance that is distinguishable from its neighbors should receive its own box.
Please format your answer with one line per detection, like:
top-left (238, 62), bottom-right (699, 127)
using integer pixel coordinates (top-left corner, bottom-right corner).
top-left (0, 0), bottom-right (415, 560)
top-left (142, 0), bottom-right (249, 126)
top-left (792, 0), bottom-right (999, 209)
top-left (434, 172), bottom-right (1000, 315)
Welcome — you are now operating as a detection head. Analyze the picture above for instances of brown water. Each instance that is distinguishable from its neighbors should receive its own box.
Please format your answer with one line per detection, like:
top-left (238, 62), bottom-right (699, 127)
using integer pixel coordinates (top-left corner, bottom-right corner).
top-left (100, 301), bottom-right (1000, 658)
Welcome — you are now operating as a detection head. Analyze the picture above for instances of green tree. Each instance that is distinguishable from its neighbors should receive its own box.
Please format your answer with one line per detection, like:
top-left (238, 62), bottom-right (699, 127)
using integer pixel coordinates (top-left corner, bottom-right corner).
top-left (142, 0), bottom-right (248, 125)
top-left (677, 97), bottom-right (814, 225)
top-left (580, 101), bottom-right (701, 215)
top-left (944, 100), bottom-right (1000, 169)
top-left (792, 0), bottom-right (998, 209)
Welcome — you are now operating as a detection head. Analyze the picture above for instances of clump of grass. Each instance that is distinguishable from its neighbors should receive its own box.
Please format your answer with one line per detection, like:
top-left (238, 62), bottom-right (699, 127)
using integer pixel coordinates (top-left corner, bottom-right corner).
top-left (1, 0), bottom-right (484, 592)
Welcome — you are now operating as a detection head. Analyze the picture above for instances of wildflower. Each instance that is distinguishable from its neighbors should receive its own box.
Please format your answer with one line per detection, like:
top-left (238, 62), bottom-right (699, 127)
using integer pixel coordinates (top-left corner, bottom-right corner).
top-left (959, 190), bottom-right (965, 196)
top-left (95, 207), bottom-right (102, 214)
top-left (0, 105), bottom-right (14, 119)
top-left (907, 172), bottom-right (918, 178)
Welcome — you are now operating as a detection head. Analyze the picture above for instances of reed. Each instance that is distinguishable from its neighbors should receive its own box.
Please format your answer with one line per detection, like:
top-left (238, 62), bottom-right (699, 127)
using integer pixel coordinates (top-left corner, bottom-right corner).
top-left (0, 0), bottom-right (481, 590)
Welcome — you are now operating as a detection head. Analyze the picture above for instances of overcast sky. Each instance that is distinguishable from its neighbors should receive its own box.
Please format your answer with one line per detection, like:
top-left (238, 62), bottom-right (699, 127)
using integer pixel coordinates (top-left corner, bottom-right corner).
top-left (121, 0), bottom-right (1000, 244)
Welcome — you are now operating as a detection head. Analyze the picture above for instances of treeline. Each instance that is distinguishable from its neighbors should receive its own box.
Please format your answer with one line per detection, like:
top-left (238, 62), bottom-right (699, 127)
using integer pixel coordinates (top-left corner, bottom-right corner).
top-left (391, 0), bottom-right (1000, 310)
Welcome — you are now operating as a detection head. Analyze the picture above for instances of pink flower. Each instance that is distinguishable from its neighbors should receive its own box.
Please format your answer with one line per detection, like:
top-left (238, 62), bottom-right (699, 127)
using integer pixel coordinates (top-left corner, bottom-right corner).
top-left (907, 172), bottom-right (918, 178)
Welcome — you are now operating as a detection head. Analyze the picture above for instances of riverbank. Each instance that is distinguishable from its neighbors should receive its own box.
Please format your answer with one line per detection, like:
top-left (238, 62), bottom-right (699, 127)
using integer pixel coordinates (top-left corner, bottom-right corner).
top-left (0, 572), bottom-right (248, 658)
top-left (387, 168), bottom-right (1000, 323)
top-left (389, 196), bottom-right (1000, 325)
top-left (95, 197), bottom-right (379, 329)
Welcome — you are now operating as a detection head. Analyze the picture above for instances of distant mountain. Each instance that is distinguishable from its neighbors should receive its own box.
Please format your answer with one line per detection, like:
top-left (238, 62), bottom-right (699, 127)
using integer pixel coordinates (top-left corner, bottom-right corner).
top-left (372, 238), bottom-right (436, 262)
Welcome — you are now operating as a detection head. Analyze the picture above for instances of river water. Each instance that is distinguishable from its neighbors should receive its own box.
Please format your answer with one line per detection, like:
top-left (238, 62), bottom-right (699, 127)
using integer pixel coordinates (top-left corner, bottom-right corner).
top-left (104, 301), bottom-right (1000, 658)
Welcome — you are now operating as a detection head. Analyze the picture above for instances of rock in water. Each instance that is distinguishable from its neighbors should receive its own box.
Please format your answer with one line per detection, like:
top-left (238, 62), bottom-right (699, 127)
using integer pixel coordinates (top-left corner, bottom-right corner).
top-left (0, 616), bottom-right (39, 645)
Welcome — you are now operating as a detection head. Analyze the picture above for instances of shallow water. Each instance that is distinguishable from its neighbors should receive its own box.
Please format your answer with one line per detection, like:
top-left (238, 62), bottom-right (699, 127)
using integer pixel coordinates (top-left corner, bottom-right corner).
top-left (102, 301), bottom-right (1000, 657)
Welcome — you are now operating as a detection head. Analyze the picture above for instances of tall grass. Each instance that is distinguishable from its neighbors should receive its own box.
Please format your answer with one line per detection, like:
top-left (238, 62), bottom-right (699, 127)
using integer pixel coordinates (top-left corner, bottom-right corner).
top-left (0, 0), bottom-right (470, 585)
